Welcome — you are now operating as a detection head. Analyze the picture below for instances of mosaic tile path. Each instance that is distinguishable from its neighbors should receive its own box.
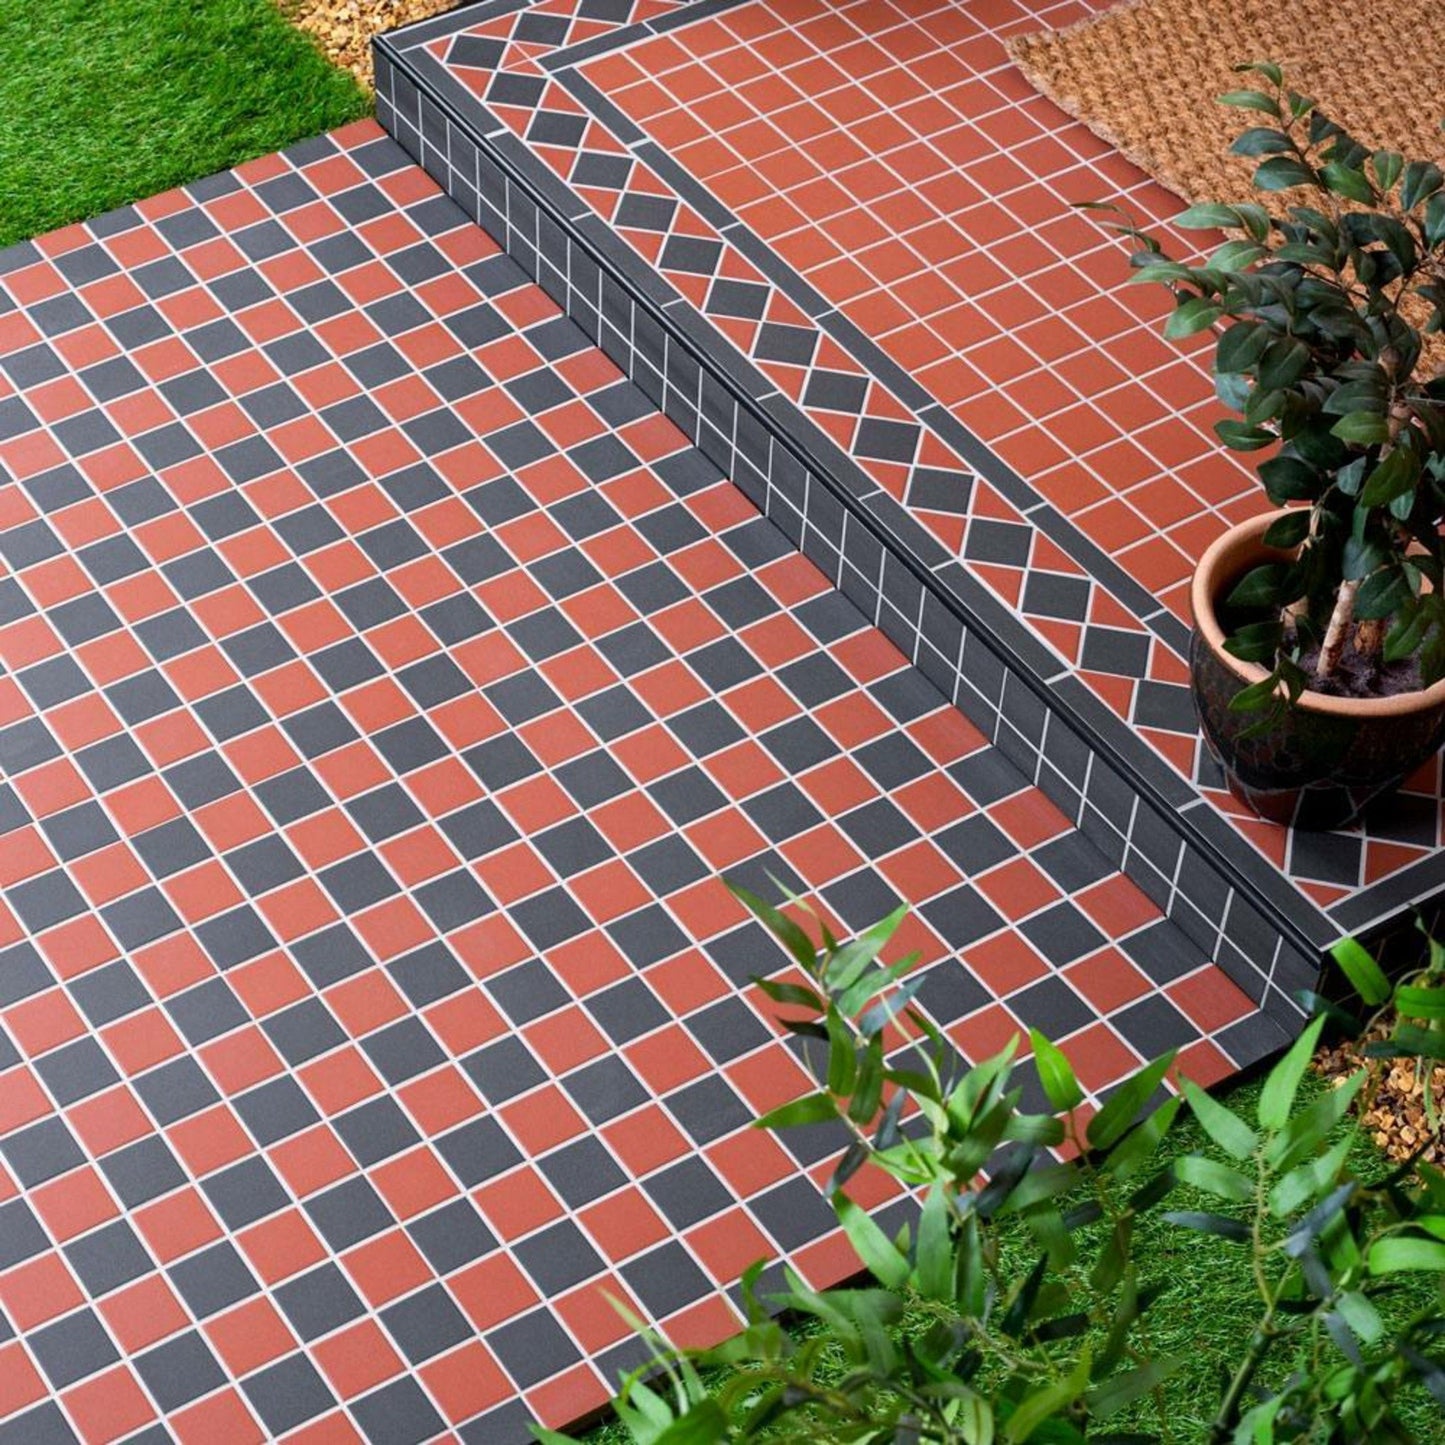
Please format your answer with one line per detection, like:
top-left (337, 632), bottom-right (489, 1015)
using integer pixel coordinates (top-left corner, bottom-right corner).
top-left (0, 121), bottom-right (1280, 1442)
top-left (374, 0), bottom-right (1445, 996)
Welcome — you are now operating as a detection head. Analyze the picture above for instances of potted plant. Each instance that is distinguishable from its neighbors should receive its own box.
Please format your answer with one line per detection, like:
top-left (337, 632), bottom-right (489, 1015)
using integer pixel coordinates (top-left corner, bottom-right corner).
top-left (1093, 64), bottom-right (1445, 829)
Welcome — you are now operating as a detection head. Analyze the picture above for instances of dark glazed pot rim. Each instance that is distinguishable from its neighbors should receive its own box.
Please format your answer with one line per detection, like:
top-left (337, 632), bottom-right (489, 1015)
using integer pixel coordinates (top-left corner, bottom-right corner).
top-left (1190, 508), bottom-right (1445, 720)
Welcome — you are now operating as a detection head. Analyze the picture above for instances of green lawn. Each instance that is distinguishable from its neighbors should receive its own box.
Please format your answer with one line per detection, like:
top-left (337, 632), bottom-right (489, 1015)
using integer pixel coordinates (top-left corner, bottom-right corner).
top-left (579, 1073), bottom-right (1441, 1442)
top-left (0, 0), bottom-right (368, 249)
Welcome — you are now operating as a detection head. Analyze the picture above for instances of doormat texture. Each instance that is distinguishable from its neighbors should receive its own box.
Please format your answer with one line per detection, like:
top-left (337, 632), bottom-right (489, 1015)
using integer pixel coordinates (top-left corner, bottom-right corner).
top-left (1008, 0), bottom-right (1445, 206)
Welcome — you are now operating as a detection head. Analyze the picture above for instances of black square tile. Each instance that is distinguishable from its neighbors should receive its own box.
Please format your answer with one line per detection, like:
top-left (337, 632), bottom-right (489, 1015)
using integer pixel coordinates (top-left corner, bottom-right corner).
top-left (201, 1157), bottom-right (290, 1230)
top-left (30, 1308), bottom-right (120, 1388)
top-left (275, 1263), bottom-right (366, 1340)
top-left (514, 1218), bottom-right (604, 1298)
top-left (561, 1054), bottom-right (649, 1127)
top-left (433, 1116), bottom-right (523, 1188)
top-left (381, 1283), bottom-right (472, 1363)
top-left (168, 1241), bottom-right (260, 1318)
top-left (362, 1017), bottom-right (446, 1084)
top-left (165, 976), bottom-right (249, 1046)
top-left (1008, 975), bottom-right (1096, 1041)
top-left (334, 1095), bottom-right (420, 1166)
top-left (233, 1075), bottom-right (319, 1145)
top-left (407, 1199), bottom-right (496, 1275)
top-left (305, 1177), bottom-right (393, 1251)
top-left (133, 1056), bottom-right (220, 1125)
top-left (642, 1157), bottom-right (732, 1230)
top-left (241, 1353), bottom-right (336, 1437)
top-left (488, 1308), bottom-right (579, 1390)
top-left (1, 1118), bottom-right (85, 1187)
top-left (621, 1240), bottom-right (710, 1318)
top-left (461, 1037), bottom-right (546, 1104)
top-left (135, 1331), bottom-right (227, 1411)
top-left (664, 1074), bottom-right (750, 1145)
top-left (99, 1137), bottom-right (185, 1208)
top-left (352, 1376), bottom-right (447, 1445)
top-left (920, 884), bottom-right (1004, 948)
top-left (1016, 898), bottom-right (1104, 963)
top-left (263, 997), bottom-right (347, 1065)
top-left (537, 1135), bottom-right (626, 1210)
top-left (508, 886), bottom-right (589, 950)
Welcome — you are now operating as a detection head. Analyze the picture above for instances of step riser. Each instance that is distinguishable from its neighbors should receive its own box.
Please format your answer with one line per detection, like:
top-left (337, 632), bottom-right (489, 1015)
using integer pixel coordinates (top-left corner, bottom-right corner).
top-left (375, 39), bottom-right (1320, 1026)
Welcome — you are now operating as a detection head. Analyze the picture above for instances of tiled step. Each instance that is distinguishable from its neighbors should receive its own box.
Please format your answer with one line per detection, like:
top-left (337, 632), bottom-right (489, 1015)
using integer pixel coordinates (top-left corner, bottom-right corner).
top-left (0, 122), bottom-right (1282, 1441)
top-left (374, 0), bottom-right (1445, 1028)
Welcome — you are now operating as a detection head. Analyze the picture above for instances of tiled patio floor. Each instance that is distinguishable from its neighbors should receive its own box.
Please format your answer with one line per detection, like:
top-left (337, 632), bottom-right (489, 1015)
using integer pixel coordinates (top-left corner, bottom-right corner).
top-left (0, 121), bottom-right (1276, 1442)
top-left (376, 0), bottom-right (1445, 981)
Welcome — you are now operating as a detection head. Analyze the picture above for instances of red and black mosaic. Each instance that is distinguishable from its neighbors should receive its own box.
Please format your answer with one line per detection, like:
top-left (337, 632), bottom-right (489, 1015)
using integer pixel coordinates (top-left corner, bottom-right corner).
top-left (373, 0), bottom-right (1445, 973)
top-left (0, 121), bottom-right (1277, 1441)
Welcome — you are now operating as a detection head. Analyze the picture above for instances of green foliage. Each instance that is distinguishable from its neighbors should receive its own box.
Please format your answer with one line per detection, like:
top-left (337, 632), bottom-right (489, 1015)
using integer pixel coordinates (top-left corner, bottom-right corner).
top-left (1087, 65), bottom-right (1445, 696)
top-left (0, 0), bottom-right (368, 249)
top-left (552, 899), bottom-right (1445, 1445)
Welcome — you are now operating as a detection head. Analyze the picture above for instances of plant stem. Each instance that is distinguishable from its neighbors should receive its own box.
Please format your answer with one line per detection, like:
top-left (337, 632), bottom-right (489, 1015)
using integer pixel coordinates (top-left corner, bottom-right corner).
top-left (1317, 577), bottom-right (1360, 678)
top-left (1207, 1319), bottom-right (1277, 1445)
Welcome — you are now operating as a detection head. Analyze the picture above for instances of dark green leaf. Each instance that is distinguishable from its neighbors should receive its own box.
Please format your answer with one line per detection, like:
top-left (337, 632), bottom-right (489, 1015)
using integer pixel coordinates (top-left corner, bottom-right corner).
top-left (1230, 126), bottom-right (1293, 157)
top-left (1087, 1359), bottom-right (1182, 1419)
top-left (1354, 568), bottom-right (1412, 621)
top-left (1372, 150), bottom-right (1405, 193)
top-left (1254, 156), bottom-right (1315, 191)
top-left (1331, 412), bottom-right (1392, 445)
top-left (752, 978), bottom-right (823, 1011)
top-left (1262, 510), bottom-right (1310, 550)
top-left (652, 1402), bottom-right (730, 1445)
top-left (1164, 296), bottom-right (1224, 340)
top-left (1218, 89), bottom-right (1281, 115)
top-left (1215, 419), bottom-right (1275, 450)
top-left (1162, 1210), bottom-right (1250, 1242)
top-left (1228, 673), bottom-right (1284, 714)
top-left (1228, 563), bottom-right (1293, 610)
top-left (1177, 201), bottom-right (1252, 230)
top-left (1358, 447), bottom-right (1419, 507)
top-left (1401, 160), bottom-right (1445, 212)
top-left (1258, 339), bottom-right (1311, 390)
top-left (1215, 320), bottom-right (1271, 373)
top-left (729, 884), bottom-right (817, 974)
top-left (1259, 455), bottom-right (1323, 502)
top-left (1320, 162), bottom-right (1374, 203)
top-left (835, 1194), bottom-right (910, 1288)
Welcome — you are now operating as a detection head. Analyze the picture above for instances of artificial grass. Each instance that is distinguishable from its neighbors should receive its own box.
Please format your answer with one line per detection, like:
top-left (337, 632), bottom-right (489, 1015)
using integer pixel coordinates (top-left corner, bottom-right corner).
top-left (578, 1073), bottom-right (1443, 1442)
top-left (0, 0), bottom-right (369, 250)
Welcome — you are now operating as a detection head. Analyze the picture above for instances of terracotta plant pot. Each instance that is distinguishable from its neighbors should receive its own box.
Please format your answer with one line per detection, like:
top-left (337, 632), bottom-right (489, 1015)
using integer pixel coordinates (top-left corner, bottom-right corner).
top-left (1189, 510), bottom-right (1445, 830)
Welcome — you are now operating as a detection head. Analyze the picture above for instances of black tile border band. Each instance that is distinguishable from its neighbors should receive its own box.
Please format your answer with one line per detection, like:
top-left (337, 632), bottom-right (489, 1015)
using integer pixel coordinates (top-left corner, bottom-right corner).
top-left (368, 14), bottom-right (1350, 1028)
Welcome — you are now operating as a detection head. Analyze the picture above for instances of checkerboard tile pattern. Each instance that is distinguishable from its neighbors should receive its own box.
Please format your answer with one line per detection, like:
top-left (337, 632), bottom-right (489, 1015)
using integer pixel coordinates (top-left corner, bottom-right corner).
top-left (374, 0), bottom-right (1445, 979)
top-left (0, 122), bottom-right (1278, 1441)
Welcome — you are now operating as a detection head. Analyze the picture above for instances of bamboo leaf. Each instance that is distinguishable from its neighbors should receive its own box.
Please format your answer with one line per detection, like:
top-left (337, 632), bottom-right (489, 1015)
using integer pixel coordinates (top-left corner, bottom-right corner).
top-left (1256, 1016), bottom-right (1325, 1131)
top-left (756, 1092), bottom-right (839, 1131)
top-left (1181, 1077), bottom-right (1260, 1159)
top-left (1368, 1235), bottom-right (1445, 1273)
top-left (1029, 1029), bottom-right (1084, 1112)
top-left (1087, 1052), bottom-right (1175, 1151)
top-left (835, 1194), bottom-right (910, 1289)
top-left (1174, 1155), bottom-right (1254, 1202)
top-left (1330, 937), bottom-right (1391, 1005)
